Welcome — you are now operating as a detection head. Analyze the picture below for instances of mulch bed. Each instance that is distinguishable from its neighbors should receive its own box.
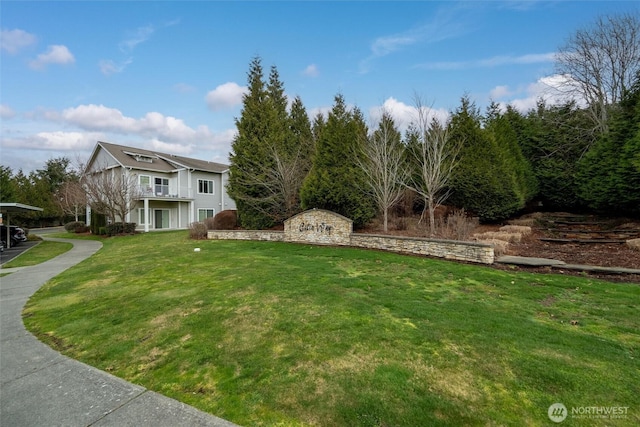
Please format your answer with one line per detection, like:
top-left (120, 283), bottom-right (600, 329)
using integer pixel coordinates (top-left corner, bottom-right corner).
top-left (361, 214), bottom-right (640, 284)
top-left (503, 227), bottom-right (640, 284)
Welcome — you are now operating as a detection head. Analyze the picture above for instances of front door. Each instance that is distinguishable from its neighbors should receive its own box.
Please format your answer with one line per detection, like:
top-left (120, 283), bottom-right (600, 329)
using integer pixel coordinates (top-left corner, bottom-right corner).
top-left (154, 209), bottom-right (170, 229)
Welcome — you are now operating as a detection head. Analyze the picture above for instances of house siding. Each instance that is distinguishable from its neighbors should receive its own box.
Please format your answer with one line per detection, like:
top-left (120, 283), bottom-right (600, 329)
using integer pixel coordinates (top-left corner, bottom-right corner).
top-left (85, 142), bottom-right (237, 232)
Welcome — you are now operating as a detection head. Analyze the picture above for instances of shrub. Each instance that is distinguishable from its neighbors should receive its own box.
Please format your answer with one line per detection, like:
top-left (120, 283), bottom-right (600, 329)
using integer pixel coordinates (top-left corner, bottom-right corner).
top-left (627, 239), bottom-right (640, 252)
top-left (98, 227), bottom-right (107, 236)
top-left (213, 210), bottom-right (238, 230)
top-left (189, 222), bottom-right (208, 239)
top-left (105, 222), bottom-right (137, 236)
top-left (75, 226), bottom-right (90, 233)
top-left (476, 238), bottom-right (510, 256)
top-left (90, 212), bottom-right (107, 235)
top-left (436, 209), bottom-right (479, 241)
top-left (204, 216), bottom-right (216, 230)
top-left (473, 231), bottom-right (522, 243)
top-left (64, 221), bottom-right (86, 232)
top-left (506, 218), bottom-right (537, 227)
top-left (499, 225), bottom-right (532, 236)
top-left (393, 215), bottom-right (408, 231)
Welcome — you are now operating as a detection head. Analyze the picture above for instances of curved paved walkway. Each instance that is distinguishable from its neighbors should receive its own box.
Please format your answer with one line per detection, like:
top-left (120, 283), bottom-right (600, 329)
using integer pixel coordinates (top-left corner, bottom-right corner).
top-left (1, 237), bottom-right (238, 427)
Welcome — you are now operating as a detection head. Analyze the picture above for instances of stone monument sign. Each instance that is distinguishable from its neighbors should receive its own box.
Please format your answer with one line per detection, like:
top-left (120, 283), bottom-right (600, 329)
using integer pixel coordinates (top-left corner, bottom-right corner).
top-left (284, 209), bottom-right (352, 245)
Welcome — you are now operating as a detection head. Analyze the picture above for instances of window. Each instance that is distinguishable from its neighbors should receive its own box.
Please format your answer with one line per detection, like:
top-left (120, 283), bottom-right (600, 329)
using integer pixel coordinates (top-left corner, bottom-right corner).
top-left (138, 208), bottom-right (150, 225)
top-left (198, 179), bottom-right (214, 194)
top-left (139, 175), bottom-right (151, 195)
top-left (155, 177), bottom-right (169, 196)
top-left (198, 208), bottom-right (215, 221)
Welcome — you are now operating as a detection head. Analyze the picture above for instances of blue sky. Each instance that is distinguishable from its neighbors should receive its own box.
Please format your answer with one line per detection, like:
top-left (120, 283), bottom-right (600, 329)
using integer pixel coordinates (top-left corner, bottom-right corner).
top-left (1, 1), bottom-right (637, 173)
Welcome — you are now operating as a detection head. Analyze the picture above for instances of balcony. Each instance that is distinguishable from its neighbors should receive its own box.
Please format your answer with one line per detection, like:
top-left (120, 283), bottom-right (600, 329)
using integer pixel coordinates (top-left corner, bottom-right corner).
top-left (137, 186), bottom-right (193, 199)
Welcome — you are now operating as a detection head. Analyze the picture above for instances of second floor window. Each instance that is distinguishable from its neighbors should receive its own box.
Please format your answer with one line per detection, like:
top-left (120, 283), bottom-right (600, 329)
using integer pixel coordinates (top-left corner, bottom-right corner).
top-left (155, 177), bottom-right (169, 196)
top-left (139, 175), bottom-right (151, 193)
top-left (198, 179), bottom-right (214, 194)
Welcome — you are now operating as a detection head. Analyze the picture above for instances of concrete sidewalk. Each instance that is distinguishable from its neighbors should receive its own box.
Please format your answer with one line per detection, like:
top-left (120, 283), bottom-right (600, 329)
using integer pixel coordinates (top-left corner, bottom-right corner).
top-left (0, 237), bottom-right (239, 427)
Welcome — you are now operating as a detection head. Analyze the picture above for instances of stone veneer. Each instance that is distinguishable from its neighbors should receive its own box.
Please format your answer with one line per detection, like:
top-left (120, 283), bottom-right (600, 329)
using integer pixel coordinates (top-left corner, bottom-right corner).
top-left (350, 233), bottom-right (494, 264)
top-left (207, 209), bottom-right (495, 264)
top-left (284, 209), bottom-right (352, 245)
top-left (207, 230), bottom-right (284, 242)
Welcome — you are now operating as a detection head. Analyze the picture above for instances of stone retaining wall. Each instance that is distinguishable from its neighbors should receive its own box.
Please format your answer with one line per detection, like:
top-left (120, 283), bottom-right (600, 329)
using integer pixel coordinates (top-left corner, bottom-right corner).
top-left (350, 233), bottom-right (494, 264)
top-left (207, 230), bottom-right (284, 242)
top-left (207, 209), bottom-right (494, 264)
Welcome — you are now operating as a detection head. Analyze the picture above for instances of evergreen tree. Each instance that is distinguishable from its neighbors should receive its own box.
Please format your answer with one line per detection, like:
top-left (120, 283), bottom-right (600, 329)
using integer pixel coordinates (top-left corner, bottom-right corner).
top-left (228, 57), bottom-right (270, 228)
top-left (300, 94), bottom-right (375, 227)
top-left (484, 103), bottom-right (538, 208)
top-left (577, 72), bottom-right (640, 214)
top-left (520, 101), bottom-right (595, 211)
top-left (448, 96), bottom-right (522, 222)
top-left (0, 166), bottom-right (16, 203)
top-left (227, 58), bottom-right (312, 227)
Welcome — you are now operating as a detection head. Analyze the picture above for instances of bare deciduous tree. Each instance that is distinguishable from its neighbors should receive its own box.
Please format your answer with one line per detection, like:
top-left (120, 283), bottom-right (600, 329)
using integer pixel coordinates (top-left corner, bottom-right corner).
top-left (408, 96), bottom-right (462, 237)
top-left (55, 180), bottom-right (87, 221)
top-left (231, 143), bottom-right (309, 224)
top-left (555, 12), bottom-right (640, 134)
top-left (357, 110), bottom-right (408, 232)
top-left (82, 167), bottom-right (141, 224)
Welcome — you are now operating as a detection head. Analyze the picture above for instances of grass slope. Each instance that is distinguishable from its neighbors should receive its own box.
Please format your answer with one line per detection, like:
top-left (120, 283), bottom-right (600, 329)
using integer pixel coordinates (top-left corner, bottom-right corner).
top-left (24, 231), bottom-right (639, 426)
top-left (2, 240), bottom-right (72, 268)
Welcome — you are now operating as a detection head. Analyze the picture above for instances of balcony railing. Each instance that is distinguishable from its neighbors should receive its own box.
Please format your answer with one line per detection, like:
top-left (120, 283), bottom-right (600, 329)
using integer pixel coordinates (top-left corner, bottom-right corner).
top-left (137, 186), bottom-right (193, 199)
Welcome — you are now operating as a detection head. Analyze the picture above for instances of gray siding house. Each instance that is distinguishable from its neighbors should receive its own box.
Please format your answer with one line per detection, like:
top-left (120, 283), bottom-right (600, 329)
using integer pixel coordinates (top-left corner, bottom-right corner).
top-left (85, 141), bottom-right (236, 232)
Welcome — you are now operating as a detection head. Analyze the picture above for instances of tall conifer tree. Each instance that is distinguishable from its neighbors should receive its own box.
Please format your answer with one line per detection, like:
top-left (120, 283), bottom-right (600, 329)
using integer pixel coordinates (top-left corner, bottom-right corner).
top-left (228, 58), bottom-right (313, 227)
top-left (300, 94), bottom-right (375, 227)
top-left (448, 96), bottom-right (522, 222)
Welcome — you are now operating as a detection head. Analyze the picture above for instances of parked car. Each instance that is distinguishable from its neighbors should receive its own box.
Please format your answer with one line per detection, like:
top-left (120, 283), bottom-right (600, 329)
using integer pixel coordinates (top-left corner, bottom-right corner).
top-left (0, 225), bottom-right (28, 248)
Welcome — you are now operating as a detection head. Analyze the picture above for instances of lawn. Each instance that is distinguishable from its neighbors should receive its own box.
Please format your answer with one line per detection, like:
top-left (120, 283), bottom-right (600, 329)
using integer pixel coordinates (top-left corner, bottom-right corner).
top-left (2, 240), bottom-right (73, 268)
top-left (23, 231), bottom-right (639, 426)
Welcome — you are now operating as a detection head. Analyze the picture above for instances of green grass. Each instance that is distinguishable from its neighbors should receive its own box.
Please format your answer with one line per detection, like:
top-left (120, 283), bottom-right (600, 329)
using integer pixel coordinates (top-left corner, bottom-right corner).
top-left (23, 231), bottom-right (640, 426)
top-left (2, 240), bottom-right (73, 268)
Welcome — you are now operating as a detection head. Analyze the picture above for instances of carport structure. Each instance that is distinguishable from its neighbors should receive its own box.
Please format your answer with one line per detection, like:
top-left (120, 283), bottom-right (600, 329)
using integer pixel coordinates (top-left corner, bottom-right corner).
top-left (0, 203), bottom-right (43, 248)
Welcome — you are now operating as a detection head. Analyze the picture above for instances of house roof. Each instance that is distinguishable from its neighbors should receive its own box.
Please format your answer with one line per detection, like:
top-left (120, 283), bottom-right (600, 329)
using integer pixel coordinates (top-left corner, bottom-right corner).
top-left (91, 141), bottom-right (229, 174)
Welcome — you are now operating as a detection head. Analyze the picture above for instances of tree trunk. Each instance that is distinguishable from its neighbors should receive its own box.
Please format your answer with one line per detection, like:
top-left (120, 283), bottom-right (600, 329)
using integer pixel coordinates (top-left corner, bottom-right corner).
top-left (383, 207), bottom-right (388, 233)
top-left (427, 197), bottom-right (436, 237)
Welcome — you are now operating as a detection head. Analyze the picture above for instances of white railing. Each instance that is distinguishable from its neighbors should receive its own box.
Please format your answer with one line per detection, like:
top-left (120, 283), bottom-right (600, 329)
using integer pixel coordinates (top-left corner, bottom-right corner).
top-left (137, 186), bottom-right (193, 199)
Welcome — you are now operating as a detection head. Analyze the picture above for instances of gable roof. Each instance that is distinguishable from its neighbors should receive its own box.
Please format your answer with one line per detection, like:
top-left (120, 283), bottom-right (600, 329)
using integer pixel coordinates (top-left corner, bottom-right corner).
top-left (90, 141), bottom-right (229, 174)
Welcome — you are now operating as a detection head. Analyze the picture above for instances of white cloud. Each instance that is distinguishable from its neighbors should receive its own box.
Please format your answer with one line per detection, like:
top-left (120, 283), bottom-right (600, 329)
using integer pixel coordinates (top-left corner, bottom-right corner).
top-left (29, 45), bottom-right (75, 70)
top-left (49, 104), bottom-right (236, 152)
top-left (489, 85), bottom-right (512, 99)
top-left (416, 52), bottom-right (555, 70)
top-left (1, 29), bottom-right (37, 54)
top-left (302, 64), bottom-right (319, 77)
top-left (206, 82), bottom-right (247, 111)
top-left (1, 131), bottom-right (101, 151)
top-left (99, 58), bottom-right (133, 76)
top-left (497, 74), bottom-right (587, 113)
top-left (149, 139), bottom-right (194, 155)
top-left (0, 103), bottom-right (236, 172)
top-left (371, 35), bottom-right (416, 57)
top-left (369, 97), bottom-right (450, 134)
top-left (119, 25), bottom-right (154, 54)
top-left (100, 22), bottom-right (176, 76)
top-left (173, 83), bottom-right (196, 93)
top-left (360, 6), bottom-right (469, 74)
top-left (0, 104), bottom-right (16, 119)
